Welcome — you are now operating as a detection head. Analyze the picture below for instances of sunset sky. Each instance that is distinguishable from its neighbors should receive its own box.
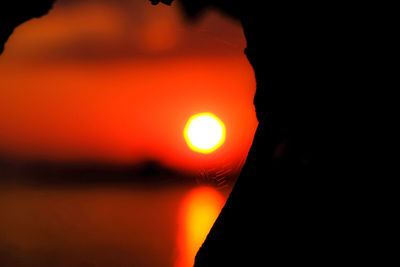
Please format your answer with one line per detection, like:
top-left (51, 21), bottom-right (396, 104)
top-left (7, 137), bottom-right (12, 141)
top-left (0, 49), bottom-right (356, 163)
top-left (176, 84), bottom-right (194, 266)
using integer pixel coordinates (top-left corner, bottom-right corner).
top-left (0, 0), bottom-right (257, 171)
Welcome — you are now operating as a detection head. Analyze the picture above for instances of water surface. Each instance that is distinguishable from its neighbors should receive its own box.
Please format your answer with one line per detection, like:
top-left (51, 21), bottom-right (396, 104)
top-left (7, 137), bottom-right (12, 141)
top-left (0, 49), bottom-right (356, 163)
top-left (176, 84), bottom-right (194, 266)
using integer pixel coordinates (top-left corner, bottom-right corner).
top-left (0, 180), bottom-right (229, 267)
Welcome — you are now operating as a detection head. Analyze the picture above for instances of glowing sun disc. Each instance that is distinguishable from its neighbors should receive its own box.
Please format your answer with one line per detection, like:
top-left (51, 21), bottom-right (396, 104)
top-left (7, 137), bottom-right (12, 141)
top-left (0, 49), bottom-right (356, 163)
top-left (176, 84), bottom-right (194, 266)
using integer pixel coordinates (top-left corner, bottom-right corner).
top-left (184, 113), bottom-right (226, 154)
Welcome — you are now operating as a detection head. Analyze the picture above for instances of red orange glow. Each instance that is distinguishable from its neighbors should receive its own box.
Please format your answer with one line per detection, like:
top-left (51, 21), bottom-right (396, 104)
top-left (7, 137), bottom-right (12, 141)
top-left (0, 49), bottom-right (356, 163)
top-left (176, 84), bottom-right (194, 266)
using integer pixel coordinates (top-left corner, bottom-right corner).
top-left (0, 0), bottom-right (257, 171)
top-left (176, 187), bottom-right (225, 267)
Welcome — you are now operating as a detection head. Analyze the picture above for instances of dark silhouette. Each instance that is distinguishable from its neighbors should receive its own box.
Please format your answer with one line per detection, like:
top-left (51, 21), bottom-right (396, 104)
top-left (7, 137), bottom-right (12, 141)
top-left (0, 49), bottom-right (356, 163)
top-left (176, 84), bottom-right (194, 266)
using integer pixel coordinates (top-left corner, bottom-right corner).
top-left (0, 156), bottom-right (241, 189)
top-left (157, 1), bottom-right (389, 266)
top-left (0, 1), bottom-right (54, 54)
top-left (0, 157), bottom-right (193, 187)
top-left (0, 0), bottom-right (391, 266)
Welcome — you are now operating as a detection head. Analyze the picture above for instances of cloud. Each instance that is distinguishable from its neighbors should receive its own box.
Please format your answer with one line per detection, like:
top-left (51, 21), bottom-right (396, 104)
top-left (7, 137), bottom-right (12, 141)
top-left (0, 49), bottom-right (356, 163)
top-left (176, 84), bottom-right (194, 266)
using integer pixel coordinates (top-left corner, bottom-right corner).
top-left (2, 0), bottom-right (245, 62)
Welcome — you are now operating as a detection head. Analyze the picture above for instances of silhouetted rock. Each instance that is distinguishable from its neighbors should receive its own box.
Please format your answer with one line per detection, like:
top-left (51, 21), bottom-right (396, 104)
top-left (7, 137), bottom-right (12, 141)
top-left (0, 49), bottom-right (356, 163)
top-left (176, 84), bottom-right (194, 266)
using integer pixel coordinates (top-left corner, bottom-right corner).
top-left (172, 1), bottom-right (389, 266)
top-left (0, 1), bottom-right (54, 54)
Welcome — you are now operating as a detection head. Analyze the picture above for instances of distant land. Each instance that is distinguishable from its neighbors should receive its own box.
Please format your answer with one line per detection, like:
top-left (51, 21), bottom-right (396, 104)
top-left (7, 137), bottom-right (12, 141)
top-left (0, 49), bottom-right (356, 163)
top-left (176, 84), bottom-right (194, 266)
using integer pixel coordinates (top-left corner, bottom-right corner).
top-left (0, 157), bottom-right (243, 189)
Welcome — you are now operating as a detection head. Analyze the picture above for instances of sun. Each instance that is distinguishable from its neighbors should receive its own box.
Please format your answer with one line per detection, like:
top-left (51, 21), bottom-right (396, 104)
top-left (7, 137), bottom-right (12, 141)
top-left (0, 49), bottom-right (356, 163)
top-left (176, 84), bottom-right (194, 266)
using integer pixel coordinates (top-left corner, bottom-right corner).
top-left (184, 113), bottom-right (226, 154)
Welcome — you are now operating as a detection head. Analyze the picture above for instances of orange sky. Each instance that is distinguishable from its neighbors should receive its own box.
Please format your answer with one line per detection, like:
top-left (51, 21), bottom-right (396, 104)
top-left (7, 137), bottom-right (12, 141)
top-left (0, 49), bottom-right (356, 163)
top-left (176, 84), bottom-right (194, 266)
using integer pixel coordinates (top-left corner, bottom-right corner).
top-left (0, 0), bottom-right (257, 171)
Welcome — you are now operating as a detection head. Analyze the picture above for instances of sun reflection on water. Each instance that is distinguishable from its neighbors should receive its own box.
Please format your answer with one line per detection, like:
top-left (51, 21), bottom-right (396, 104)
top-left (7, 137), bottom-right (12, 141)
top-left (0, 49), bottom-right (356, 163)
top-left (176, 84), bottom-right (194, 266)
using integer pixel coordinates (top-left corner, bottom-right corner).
top-left (176, 187), bottom-right (225, 267)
